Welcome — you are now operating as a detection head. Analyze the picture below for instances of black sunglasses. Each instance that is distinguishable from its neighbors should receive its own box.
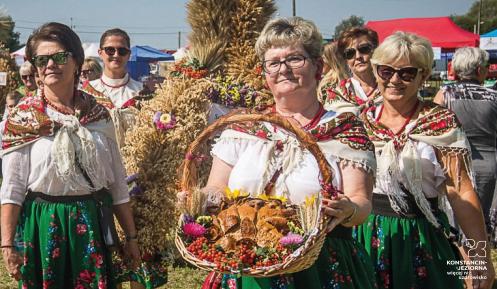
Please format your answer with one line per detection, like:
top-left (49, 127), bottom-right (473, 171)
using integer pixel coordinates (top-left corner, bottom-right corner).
top-left (102, 46), bottom-right (130, 57)
top-left (343, 44), bottom-right (374, 60)
top-left (31, 51), bottom-right (72, 68)
top-left (21, 74), bottom-right (35, 80)
top-left (376, 64), bottom-right (423, 82)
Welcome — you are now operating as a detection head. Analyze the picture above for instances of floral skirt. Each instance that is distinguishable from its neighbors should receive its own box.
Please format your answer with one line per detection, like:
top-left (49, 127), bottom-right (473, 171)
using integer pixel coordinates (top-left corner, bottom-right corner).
top-left (15, 196), bottom-right (115, 289)
top-left (112, 253), bottom-right (168, 288)
top-left (355, 213), bottom-right (464, 289)
top-left (203, 235), bottom-right (378, 289)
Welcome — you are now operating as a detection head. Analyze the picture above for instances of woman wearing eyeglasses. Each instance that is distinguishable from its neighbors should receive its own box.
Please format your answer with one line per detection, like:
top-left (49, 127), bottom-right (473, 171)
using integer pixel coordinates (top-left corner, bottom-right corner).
top-left (355, 32), bottom-right (494, 289)
top-left (1, 22), bottom-right (141, 289)
top-left (17, 61), bottom-right (38, 97)
top-left (80, 57), bottom-right (103, 84)
top-left (321, 27), bottom-right (380, 115)
top-left (201, 17), bottom-right (377, 289)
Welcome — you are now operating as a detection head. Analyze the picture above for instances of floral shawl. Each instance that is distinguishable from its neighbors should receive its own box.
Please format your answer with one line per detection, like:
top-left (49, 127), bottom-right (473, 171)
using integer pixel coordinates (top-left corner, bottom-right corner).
top-left (2, 90), bottom-right (115, 191)
top-left (219, 107), bottom-right (376, 197)
top-left (321, 78), bottom-right (382, 115)
top-left (81, 81), bottom-right (139, 147)
top-left (361, 101), bottom-right (472, 227)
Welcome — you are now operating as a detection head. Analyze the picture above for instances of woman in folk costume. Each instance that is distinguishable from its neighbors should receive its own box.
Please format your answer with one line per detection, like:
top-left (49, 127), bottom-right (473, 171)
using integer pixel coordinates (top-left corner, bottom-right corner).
top-left (0, 22), bottom-right (141, 288)
top-left (81, 28), bottom-right (144, 148)
top-left (201, 17), bottom-right (377, 289)
top-left (321, 27), bottom-right (381, 115)
top-left (355, 31), bottom-right (495, 289)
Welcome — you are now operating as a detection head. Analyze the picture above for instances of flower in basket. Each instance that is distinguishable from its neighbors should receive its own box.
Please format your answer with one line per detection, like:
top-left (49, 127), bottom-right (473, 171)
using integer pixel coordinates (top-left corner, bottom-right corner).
top-left (153, 111), bottom-right (176, 131)
top-left (183, 222), bottom-right (206, 238)
top-left (224, 187), bottom-right (249, 200)
top-left (280, 232), bottom-right (304, 247)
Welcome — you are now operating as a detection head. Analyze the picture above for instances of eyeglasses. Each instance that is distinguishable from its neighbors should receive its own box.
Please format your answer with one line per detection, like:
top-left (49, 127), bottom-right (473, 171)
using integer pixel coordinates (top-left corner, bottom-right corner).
top-left (81, 69), bottom-right (93, 75)
top-left (102, 46), bottom-right (130, 57)
top-left (21, 74), bottom-right (34, 80)
top-left (262, 55), bottom-right (307, 74)
top-left (343, 44), bottom-right (374, 60)
top-left (31, 51), bottom-right (73, 68)
top-left (376, 64), bottom-right (423, 82)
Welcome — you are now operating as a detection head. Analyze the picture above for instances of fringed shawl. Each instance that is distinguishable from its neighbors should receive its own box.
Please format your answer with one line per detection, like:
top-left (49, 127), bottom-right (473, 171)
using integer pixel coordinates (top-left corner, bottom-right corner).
top-left (218, 107), bottom-right (376, 196)
top-left (2, 90), bottom-right (115, 191)
top-left (321, 78), bottom-right (382, 115)
top-left (361, 101), bottom-right (473, 227)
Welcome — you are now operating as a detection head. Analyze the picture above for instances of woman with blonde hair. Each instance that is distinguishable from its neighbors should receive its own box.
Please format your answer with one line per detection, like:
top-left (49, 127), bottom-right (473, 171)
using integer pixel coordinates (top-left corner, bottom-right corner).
top-left (318, 41), bottom-right (348, 101)
top-left (356, 31), bottom-right (494, 289)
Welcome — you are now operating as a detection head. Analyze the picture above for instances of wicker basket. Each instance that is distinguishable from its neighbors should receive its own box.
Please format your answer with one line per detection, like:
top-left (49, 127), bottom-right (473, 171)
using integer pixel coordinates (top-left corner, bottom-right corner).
top-left (175, 110), bottom-right (338, 277)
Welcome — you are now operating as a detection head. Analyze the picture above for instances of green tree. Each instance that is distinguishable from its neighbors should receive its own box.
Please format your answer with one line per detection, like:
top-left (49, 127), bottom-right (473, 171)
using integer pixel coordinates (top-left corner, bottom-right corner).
top-left (0, 11), bottom-right (21, 52)
top-left (452, 0), bottom-right (497, 34)
top-left (334, 15), bottom-right (365, 39)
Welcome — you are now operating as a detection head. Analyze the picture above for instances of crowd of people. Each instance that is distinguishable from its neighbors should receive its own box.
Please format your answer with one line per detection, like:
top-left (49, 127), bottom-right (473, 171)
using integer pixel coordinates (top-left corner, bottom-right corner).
top-left (1, 14), bottom-right (497, 289)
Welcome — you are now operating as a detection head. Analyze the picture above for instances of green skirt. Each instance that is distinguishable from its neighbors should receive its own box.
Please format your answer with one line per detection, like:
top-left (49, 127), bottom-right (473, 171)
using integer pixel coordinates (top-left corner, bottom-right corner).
top-left (15, 195), bottom-right (116, 289)
top-left (213, 235), bottom-right (378, 289)
top-left (355, 213), bottom-right (465, 289)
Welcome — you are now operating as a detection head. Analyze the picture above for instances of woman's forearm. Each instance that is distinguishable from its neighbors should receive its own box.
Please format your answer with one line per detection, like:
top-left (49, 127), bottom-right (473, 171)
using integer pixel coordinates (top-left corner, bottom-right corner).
top-left (1, 204), bottom-right (22, 246)
top-left (450, 189), bottom-right (488, 244)
top-left (113, 202), bottom-right (137, 237)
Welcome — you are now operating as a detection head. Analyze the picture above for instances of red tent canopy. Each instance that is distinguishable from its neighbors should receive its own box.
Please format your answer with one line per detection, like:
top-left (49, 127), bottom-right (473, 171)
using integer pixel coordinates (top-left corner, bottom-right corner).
top-left (366, 17), bottom-right (479, 49)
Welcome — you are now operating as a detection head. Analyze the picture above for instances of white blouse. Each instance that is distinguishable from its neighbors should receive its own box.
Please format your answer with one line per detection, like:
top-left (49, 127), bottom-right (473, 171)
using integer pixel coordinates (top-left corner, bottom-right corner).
top-left (0, 107), bottom-right (130, 206)
top-left (90, 73), bottom-right (143, 109)
top-left (211, 122), bottom-right (342, 205)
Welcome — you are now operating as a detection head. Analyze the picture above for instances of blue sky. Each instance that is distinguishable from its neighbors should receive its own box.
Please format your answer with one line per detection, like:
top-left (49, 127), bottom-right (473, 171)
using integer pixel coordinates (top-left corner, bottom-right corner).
top-left (3, 0), bottom-right (476, 50)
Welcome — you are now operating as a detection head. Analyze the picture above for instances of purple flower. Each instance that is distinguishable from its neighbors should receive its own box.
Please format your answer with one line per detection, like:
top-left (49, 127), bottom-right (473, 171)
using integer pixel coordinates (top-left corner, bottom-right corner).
top-left (129, 184), bottom-right (144, 197)
top-left (280, 233), bottom-right (304, 247)
top-left (153, 111), bottom-right (177, 131)
top-left (183, 222), bottom-right (206, 238)
top-left (126, 173), bottom-right (138, 183)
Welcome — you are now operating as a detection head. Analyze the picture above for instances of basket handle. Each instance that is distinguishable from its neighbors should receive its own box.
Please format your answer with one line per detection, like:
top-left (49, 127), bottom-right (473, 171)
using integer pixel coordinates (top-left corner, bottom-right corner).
top-left (180, 109), bottom-right (337, 199)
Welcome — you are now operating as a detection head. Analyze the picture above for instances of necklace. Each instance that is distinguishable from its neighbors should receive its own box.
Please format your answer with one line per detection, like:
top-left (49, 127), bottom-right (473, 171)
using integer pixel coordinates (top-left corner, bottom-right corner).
top-left (272, 103), bottom-right (325, 130)
top-left (41, 89), bottom-right (76, 115)
top-left (100, 74), bottom-right (130, 89)
top-left (365, 83), bottom-right (378, 98)
top-left (377, 99), bottom-right (420, 136)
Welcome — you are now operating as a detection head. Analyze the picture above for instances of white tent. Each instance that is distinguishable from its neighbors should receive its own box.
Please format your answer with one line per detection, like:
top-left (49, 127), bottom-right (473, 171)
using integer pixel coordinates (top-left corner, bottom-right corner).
top-left (82, 42), bottom-right (100, 58)
top-left (11, 46), bottom-right (25, 66)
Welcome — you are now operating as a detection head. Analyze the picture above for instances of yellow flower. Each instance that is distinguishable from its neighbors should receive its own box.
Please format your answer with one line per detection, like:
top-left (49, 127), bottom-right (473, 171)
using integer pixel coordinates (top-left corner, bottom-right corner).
top-left (257, 193), bottom-right (269, 201)
top-left (160, 113), bottom-right (172, 124)
top-left (224, 187), bottom-right (248, 200)
top-left (270, 195), bottom-right (288, 203)
top-left (304, 194), bottom-right (317, 207)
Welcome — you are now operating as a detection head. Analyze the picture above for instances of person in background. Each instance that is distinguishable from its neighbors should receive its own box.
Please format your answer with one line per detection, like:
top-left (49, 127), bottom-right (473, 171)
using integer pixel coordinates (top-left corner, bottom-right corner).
top-left (322, 27), bottom-right (381, 115)
top-left (318, 41), bottom-right (348, 101)
top-left (17, 61), bottom-right (37, 97)
top-left (1, 21), bottom-right (141, 289)
top-left (83, 28), bottom-right (165, 289)
top-left (80, 57), bottom-right (103, 84)
top-left (433, 47), bottom-right (497, 247)
top-left (356, 32), bottom-right (494, 289)
top-left (2, 90), bottom-right (22, 120)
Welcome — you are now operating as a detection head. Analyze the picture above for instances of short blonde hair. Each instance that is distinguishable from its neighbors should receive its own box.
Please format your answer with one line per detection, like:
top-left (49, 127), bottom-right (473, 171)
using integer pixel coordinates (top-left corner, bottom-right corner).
top-left (83, 57), bottom-right (103, 75)
top-left (371, 31), bottom-right (433, 77)
top-left (19, 61), bottom-right (35, 76)
top-left (255, 17), bottom-right (323, 61)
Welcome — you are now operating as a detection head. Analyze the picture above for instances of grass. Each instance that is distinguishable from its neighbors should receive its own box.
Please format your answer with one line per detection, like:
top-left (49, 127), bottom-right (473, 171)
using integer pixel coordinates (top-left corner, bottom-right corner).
top-left (1, 253), bottom-right (497, 288)
top-left (0, 258), bottom-right (206, 289)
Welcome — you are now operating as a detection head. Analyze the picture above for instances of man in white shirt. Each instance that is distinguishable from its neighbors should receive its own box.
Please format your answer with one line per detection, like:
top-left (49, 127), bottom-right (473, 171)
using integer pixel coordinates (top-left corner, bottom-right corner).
top-left (89, 28), bottom-right (143, 108)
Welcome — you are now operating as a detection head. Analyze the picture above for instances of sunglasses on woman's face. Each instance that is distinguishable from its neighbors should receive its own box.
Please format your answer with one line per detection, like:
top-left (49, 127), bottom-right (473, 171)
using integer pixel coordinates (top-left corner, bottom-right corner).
top-left (21, 74), bottom-right (35, 81)
top-left (31, 51), bottom-right (72, 68)
top-left (376, 65), bottom-right (423, 82)
top-left (102, 46), bottom-right (130, 57)
top-left (343, 44), bottom-right (373, 60)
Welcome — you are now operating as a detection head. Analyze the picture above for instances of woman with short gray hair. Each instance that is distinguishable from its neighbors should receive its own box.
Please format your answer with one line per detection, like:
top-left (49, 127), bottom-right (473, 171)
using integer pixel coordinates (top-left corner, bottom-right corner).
top-left (434, 47), bottom-right (497, 247)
